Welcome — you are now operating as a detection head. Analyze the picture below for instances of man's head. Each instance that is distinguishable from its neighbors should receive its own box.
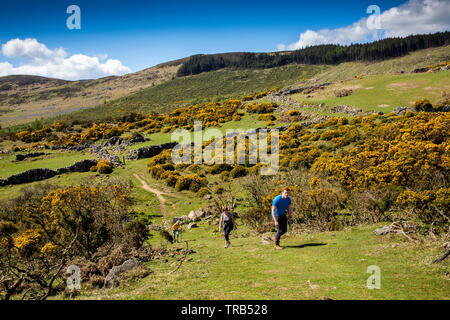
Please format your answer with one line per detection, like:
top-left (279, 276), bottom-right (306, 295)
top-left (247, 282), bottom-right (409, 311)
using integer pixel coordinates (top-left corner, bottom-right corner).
top-left (281, 187), bottom-right (290, 199)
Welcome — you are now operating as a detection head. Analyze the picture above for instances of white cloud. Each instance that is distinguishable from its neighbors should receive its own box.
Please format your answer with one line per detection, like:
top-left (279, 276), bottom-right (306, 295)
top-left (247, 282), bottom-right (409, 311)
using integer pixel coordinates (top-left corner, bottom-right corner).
top-left (278, 0), bottom-right (450, 51)
top-left (0, 38), bottom-right (131, 80)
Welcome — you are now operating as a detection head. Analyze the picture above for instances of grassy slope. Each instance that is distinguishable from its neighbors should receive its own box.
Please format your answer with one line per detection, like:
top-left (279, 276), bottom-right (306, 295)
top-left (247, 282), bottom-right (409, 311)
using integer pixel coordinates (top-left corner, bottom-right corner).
top-left (1, 115), bottom-right (448, 299)
top-left (46, 64), bottom-right (328, 124)
top-left (291, 70), bottom-right (450, 113)
top-left (73, 222), bottom-right (449, 300)
top-left (0, 64), bottom-right (180, 127)
top-left (308, 45), bottom-right (450, 84)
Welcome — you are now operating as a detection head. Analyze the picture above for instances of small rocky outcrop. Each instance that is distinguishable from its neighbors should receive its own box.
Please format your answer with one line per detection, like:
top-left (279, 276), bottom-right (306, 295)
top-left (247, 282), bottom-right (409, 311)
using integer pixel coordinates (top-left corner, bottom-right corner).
top-left (393, 106), bottom-right (415, 115)
top-left (104, 258), bottom-right (141, 288)
top-left (91, 144), bottom-right (122, 166)
top-left (331, 105), bottom-right (363, 116)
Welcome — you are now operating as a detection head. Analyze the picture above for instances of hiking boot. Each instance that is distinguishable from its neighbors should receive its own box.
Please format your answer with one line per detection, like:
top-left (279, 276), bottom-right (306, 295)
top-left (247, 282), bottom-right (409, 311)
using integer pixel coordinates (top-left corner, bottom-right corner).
top-left (274, 244), bottom-right (283, 250)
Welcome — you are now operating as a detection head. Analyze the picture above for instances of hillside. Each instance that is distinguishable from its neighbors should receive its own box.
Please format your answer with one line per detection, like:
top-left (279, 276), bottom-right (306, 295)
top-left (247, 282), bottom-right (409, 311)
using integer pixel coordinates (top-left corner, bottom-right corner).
top-left (1, 44), bottom-right (449, 130)
top-left (0, 63), bottom-right (181, 127)
top-left (0, 38), bottom-right (449, 301)
top-left (0, 101), bottom-right (448, 300)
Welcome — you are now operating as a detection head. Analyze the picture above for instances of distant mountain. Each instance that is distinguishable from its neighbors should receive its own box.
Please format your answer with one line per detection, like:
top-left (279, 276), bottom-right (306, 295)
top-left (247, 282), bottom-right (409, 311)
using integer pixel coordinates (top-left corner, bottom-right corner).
top-left (0, 63), bottom-right (181, 126)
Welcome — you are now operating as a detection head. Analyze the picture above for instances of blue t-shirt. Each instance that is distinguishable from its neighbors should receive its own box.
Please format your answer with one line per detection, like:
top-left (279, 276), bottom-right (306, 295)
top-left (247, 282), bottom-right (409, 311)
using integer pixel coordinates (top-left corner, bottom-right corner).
top-left (272, 195), bottom-right (291, 217)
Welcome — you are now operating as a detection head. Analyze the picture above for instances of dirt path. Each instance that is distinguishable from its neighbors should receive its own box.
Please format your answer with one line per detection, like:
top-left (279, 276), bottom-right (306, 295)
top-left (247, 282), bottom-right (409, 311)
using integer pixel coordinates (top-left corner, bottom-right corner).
top-left (133, 173), bottom-right (169, 216)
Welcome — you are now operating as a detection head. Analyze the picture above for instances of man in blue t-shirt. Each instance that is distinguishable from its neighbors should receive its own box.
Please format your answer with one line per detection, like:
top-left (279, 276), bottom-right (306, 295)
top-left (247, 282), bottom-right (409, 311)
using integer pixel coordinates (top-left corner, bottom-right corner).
top-left (271, 187), bottom-right (292, 250)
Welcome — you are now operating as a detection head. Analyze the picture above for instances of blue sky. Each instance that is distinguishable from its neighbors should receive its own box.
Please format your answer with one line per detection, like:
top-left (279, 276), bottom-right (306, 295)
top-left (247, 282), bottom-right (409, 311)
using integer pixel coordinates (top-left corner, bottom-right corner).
top-left (0, 0), bottom-right (448, 79)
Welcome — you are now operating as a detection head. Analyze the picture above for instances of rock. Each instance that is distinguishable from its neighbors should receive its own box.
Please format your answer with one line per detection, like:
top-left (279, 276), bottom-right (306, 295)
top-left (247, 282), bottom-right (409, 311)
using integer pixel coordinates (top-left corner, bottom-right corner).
top-left (147, 224), bottom-right (161, 231)
top-left (261, 235), bottom-right (273, 245)
top-left (180, 215), bottom-right (190, 222)
top-left (331, 105), bottom-right (362, 116)
top-left (393, 106), bottom-right (414, 116)
top-left (188, 211), bottom-right (197, 221)
top-left (412, 67), bottom-right (429, 73)
top-left (90, 144), bottom-right (122, 166)
top-left (203, 194), bottom-right (212, 200)
top-left (104, 258), bottom-right (140, 288)
top-left (194, 209), bottom-right (205, 218)
top-left (105, 136), bottom-right (123, 146)
top-left (187, 222), bottom-right (198, 229)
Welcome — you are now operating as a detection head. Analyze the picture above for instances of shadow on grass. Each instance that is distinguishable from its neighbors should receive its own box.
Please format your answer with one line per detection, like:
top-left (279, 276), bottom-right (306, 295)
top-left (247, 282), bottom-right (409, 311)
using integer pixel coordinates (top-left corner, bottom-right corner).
top-left (283, 243), bottom-right (327, 249)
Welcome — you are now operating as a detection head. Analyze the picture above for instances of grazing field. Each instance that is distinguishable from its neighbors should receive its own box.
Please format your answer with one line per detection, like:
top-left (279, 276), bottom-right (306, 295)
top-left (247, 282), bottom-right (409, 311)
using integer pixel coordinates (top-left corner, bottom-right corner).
top-left (291, 70), bottom-right (450, 113)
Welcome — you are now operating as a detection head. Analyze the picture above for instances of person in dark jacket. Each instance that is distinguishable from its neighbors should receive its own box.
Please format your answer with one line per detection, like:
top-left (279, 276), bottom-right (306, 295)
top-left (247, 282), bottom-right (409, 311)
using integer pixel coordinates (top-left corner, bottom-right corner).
top-left (218, 207), bottom-right (235, 248)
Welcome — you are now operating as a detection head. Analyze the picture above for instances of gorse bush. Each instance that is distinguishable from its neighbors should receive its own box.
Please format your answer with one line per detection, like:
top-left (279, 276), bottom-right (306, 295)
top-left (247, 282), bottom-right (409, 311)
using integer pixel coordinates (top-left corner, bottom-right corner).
top-left (96, 160), bottom-right (114, 174)
top-left (0, 178), bottom-right (150, 300)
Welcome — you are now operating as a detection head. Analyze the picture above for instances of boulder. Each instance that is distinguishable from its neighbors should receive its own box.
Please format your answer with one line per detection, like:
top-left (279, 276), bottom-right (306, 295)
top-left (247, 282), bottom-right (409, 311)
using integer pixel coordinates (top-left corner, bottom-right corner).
top-left (393, 106), bottom-right (414, 116)
top-left (261, 235), bottom-right (273, 245)
top-left (104, 258), bottom-right (140, 288)
top-left (188, 210), bottom-right (197, 221)
top-left (194, 209), bottom-right (205, 218)
top-left (187, 222), bottom-right (198, 229)
top-left (180, 215), bottom-right (190, 222)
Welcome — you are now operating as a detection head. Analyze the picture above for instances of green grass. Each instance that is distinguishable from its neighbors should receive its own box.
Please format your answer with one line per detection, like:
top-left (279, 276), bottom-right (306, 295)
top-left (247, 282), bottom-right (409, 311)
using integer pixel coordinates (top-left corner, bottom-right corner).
top-left (70, 222), bottom-right (449, 300)
top-left (291, 70), bottom-right (450, 113)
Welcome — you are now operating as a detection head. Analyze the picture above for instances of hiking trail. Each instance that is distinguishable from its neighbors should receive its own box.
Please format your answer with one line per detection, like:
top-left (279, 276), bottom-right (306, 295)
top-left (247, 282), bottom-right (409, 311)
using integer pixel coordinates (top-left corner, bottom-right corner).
top-left (133, 173), bottom-right (170, 216)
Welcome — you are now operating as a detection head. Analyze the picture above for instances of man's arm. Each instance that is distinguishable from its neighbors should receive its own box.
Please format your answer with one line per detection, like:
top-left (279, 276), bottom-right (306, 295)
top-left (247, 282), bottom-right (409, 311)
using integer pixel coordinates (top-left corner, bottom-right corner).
top-left (272, 205), bottom-right (279, 226)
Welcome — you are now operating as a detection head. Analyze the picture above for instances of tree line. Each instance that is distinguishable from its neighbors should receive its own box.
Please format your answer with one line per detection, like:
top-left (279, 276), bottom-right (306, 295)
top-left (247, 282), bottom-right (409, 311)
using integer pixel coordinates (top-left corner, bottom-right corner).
top-left (177, 31), bottom-right (450, 76)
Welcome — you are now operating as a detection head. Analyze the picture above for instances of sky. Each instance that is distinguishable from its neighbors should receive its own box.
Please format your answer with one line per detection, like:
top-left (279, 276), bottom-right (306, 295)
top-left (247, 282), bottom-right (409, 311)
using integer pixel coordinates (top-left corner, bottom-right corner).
top-left (0, 0), bottom-right (449, 80)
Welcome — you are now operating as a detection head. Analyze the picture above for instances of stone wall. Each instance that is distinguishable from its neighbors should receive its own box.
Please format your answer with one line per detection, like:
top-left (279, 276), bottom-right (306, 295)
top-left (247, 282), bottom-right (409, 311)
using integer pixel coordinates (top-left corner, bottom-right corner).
top-left (0, 159), bottom-right (98, 187)
top-left (126, 142), bottom-right (178, 160)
